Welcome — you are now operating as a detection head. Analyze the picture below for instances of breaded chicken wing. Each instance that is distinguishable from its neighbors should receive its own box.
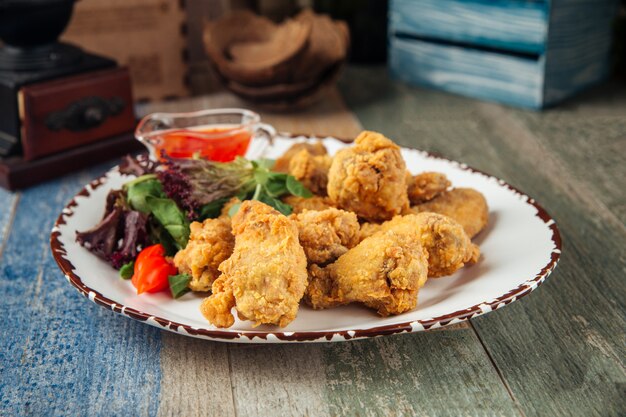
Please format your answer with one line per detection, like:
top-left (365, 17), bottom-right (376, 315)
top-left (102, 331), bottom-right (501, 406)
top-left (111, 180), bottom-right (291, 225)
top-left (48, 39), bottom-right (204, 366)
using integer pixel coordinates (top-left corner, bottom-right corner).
top-left (327, 131), bottom-right (409, 222)
top-left (358, 221), bottom-right (384, 242)
top-left (200, 275), bottom-right (236, 328)
top-left (174, 217), bottom-right (234, 292)
top-left (411, 188), bottom-right (489, 238)
top-left (290, 208), bottom-right (360, 265)
top-left (305, 228), bottom-right (429, 316)
top-left (273, 141), bottom-right (328, 173)
top-left (282, 195), bottom-right (335, 213)
top-left (200, 200), bottom-right (308, 328)
top-left (379, 213), bottom-right (479, 277)
top-left (288, 149), bottom-right (332, 195)
top-left (407, 172), bottom-right (451, 205)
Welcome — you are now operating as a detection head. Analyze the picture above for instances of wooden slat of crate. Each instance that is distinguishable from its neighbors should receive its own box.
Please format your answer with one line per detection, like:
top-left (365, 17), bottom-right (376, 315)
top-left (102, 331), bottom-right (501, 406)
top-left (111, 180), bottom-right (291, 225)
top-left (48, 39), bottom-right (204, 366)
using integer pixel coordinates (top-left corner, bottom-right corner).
top-left (390, 0), bottom-right (549, 55)
top-left (543, 1), bottom-right (618, 104)
top-left (389, 37), bottom-right (544, 109)
top-left (389, 0), bottom-right (618, 109)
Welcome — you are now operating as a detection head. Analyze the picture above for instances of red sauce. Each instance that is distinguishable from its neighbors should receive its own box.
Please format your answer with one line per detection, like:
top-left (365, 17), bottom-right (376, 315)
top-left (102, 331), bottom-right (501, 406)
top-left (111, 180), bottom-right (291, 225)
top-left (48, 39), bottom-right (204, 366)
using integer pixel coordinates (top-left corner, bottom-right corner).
top-left (154, 126), bottom-right (252, 162)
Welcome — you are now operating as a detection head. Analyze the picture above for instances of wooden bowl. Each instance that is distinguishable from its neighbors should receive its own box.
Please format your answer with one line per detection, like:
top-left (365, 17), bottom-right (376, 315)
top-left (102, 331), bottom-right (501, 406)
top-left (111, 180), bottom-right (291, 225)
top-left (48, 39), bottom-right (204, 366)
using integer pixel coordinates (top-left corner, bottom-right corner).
top-left (204, 9), bottom-right (349, 109)
top-left (204, 10), bottom-right (311, 86)
top-left (226, 62), bottom-right (345, 112)
top-left (290, 10), bottom-right (349, 82)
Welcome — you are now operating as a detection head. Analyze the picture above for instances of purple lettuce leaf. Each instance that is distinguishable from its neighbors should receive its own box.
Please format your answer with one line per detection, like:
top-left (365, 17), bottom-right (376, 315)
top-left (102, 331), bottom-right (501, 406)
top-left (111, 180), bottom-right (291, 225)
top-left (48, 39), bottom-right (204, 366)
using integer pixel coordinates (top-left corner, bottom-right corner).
top-left (157, 155), bottom-right (254, 218)
top-left (119, 154), bottom-right (159, 176)
top-left (76, 189), bottom-right (149, 269)
top-left (109, 210), bottom-right (149, 268)
top-left (76, 206), bottom-right (123, 260)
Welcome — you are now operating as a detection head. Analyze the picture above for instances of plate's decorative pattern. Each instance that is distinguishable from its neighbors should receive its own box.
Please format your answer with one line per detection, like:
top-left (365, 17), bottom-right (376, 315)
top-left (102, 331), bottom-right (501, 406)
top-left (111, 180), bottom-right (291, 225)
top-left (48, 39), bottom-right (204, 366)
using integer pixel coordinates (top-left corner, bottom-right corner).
top-left (50, 136), bottom-right (561, 343)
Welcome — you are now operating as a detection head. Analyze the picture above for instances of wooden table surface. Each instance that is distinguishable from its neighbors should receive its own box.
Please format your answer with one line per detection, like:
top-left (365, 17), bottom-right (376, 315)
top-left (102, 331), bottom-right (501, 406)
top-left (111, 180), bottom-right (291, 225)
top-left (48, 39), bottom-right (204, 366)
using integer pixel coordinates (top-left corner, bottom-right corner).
top-left (1, 66), bottom-right (624, 416)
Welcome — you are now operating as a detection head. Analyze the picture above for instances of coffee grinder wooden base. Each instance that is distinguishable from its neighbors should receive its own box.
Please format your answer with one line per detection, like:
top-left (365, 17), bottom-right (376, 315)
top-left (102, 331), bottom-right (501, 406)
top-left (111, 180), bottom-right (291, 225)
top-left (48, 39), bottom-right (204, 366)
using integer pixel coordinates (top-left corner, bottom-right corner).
top-left (0, 51), bottom-right (139, 191)
top-left (0, 131), bottom-right (142, 191)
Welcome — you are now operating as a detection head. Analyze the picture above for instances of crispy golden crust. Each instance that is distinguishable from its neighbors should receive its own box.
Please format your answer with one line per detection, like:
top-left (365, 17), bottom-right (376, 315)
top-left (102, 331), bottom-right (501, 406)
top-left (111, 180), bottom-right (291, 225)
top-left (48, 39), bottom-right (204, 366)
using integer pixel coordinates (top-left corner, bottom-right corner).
top-left (200, 200), bottom-right (308, 328)
top-left (288, 149), bottom-right (332, 195)
top-left (200, 275), bottom-right (235, 328)
top-left (407, 172), bottom-right (451, 205)
top-left (327, 131), bottom-right (409, 222)
top-left (358, 221), bottom-right (384, 241)
top-left (305, 264), bottom-right (344, 309)
top-left (282, 195), bottom-right (335, 213)
top-left (305, 228), bottom-right (429, 316)
top-left (187, 134), bottom-right (485, 324)
top-left (378, 213), bottom-right (479, 278)
top-left (173, 217), bottom-right (234, 292)
top-left (273, 141), bottom-right (328, 173)
top-left (411, 188), bottom-right (489, 238)
top-left (290, 208), bottom-right (360, 265)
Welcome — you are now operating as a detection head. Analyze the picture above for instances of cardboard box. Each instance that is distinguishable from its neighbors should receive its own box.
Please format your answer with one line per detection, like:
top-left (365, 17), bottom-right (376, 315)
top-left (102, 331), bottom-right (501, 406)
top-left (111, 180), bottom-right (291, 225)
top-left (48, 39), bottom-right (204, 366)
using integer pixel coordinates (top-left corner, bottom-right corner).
top-left (62, 0), bottom-right (189, 101)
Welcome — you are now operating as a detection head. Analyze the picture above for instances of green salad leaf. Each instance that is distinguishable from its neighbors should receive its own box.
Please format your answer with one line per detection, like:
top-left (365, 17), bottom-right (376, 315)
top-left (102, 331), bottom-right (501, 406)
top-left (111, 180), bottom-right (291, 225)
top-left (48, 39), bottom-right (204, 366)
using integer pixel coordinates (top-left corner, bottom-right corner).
top-left (119, 261), bottom-right (134, 279)
top-left (253, 158), bottom-right (275, 170)
top-left (259, 194), bottom-right (293, 216)
top-left (125, 175), bottom-right (162, 213)
top-left (126, 176), bottom-right (190, 250)
top-left (169, 273), bottom-right (191, 299)
top-left (145, 196), bottom-right (190, 249)
top-left (227, 202), bottom-right (242, 218)
top-left (264, 173), bottom-right (289, 197)
top-left (236, 161), bottom-right (311, 215)
top-left (286, 175), bottom-right (313, 198)
top-left (148, 218), bottom-right (178, 256)
top-left (197, 197), bottom-right (229, 220)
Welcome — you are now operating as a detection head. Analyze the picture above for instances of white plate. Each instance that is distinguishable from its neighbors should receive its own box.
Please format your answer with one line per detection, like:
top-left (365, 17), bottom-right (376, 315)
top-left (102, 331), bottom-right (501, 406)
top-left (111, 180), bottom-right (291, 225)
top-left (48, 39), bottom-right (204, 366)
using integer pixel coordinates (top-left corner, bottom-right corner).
top-left (50, 135), bottom-right (561, 343)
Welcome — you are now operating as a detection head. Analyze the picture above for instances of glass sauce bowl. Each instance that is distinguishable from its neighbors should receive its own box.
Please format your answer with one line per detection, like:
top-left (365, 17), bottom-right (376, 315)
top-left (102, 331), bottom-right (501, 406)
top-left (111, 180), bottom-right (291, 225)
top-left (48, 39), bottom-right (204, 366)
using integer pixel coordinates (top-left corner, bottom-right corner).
top-left (135, 108), bottom-right (275, 162)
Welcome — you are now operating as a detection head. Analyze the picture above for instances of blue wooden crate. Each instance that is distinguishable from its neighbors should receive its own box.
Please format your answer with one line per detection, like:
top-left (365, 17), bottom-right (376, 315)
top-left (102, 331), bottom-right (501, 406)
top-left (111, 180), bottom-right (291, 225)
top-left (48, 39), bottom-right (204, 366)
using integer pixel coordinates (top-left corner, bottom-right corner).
top-left (388, 0), bottom-right (619, 109)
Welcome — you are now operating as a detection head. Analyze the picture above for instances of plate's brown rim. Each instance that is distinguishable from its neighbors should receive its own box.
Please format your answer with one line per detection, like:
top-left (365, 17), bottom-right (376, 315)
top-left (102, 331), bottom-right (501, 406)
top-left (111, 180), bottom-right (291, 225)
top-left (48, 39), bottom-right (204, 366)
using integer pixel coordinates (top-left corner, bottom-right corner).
top-left (50, 134), bottom-right (562, 343)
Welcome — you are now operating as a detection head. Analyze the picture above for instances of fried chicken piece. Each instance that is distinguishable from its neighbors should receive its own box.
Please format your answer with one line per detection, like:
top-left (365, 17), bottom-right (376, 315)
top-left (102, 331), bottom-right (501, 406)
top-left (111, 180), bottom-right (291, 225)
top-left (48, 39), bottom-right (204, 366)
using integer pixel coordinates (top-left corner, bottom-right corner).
top-left (305, 228), bottom-right (429, 316)
top-left (200, 275), bottom-right (236, 328)
top-left (288, 149), bottom-right (332, 195)
top-left (411, 188), bottom-right (489, 238)
top-left (273, 141), bottom-right (328, 173)
top-left (282, 195), bottom-right (335, 213)
top-left (200, 200), bottom-right (308, 328)
top-left (327, 131), bottom-right (409, 222)
top-left (305, 264), bottom-right (339, 308)
top-left (407, 172), bottom-right (451, 205)
top-left (358, 221), bottom-right (384, 241)
top-left (358, 169), bottom-right (451, 239)
top-left (379, 213), bottom-right (479, 278)
top-left (173, 217), bottom-right (234, 292)
top-left (290, 208), bottom-right (360, 265)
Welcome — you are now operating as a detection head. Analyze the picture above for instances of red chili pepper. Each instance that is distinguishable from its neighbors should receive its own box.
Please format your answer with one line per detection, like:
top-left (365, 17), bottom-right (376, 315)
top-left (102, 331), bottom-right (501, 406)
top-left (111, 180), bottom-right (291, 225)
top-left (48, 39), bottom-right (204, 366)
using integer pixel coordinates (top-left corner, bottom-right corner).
top-left (131, 244), bottom-right (178, 294)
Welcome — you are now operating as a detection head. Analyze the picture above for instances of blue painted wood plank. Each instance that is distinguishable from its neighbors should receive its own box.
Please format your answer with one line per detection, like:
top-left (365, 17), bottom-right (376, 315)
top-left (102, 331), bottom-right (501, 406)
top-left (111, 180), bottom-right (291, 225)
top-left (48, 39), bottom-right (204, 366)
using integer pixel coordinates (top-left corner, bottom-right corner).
top-left (0, 163), bottom-right (163, 417)
top-left (543, 1), bottom-right (618, 105)
top-left (0, 188), bottom-right (18, 254)
top-left (388, 0), bottom-right (618, 109)
top-left (390, 0), bottom-right (549, 54)
top-left (389, 37), bottom-right (544, 108)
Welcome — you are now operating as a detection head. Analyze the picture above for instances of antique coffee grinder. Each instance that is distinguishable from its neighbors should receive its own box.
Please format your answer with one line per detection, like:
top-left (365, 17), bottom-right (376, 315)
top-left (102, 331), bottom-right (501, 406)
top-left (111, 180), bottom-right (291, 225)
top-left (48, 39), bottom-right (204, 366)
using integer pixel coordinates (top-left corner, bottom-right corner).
top-left (0, 0), bottom-right (139, 190)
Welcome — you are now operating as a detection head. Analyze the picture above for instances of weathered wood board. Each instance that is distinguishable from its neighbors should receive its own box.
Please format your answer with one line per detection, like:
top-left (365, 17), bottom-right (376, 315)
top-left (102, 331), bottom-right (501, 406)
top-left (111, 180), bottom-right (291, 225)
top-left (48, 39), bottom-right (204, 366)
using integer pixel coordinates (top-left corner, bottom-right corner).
top-left (339, 66), bottom-right (626, 417)
top-left (0, 68), bottom-right (624, 416)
